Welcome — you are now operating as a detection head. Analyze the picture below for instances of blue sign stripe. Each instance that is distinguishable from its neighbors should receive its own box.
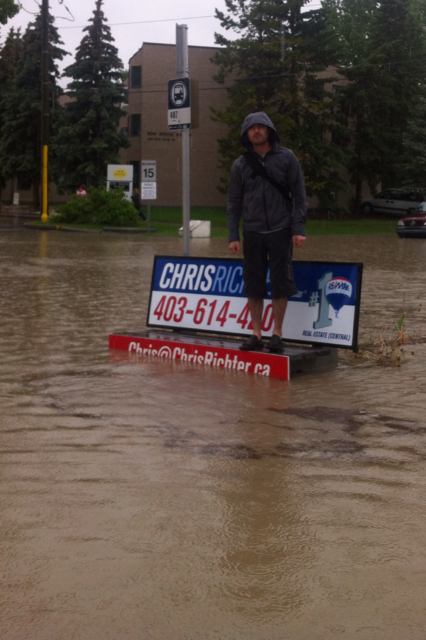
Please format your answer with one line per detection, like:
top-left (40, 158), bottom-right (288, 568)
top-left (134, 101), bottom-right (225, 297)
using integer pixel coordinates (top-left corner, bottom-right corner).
top-left (152, 257), bottom-right (360, 305)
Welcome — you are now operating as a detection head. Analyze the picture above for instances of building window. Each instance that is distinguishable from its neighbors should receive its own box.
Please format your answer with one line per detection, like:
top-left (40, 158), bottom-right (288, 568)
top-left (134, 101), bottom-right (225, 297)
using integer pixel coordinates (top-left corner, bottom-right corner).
top-left (130, 114), bottom-right (141, 137)
top-left (131, 65), bottom-right (142, 88)
top-left (120, 126), bottom-right (129, 138)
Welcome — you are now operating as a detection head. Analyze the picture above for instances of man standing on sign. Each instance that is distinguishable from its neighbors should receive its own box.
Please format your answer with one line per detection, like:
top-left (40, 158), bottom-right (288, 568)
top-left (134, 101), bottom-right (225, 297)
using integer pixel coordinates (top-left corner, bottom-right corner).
top-left (227, 112), bottom-right (307, 353)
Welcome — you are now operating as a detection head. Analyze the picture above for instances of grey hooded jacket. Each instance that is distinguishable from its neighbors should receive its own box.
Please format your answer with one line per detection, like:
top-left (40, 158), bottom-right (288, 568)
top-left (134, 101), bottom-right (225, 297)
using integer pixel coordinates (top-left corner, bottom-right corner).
top-left (227, 112), bottom-right (307, 242)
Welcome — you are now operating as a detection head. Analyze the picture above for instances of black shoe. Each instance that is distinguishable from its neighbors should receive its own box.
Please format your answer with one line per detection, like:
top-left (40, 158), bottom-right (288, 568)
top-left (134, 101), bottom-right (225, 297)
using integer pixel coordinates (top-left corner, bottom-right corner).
top-left (239, 335), bottom-right (264, 352)
top-left (266, 334), bottom-right (284, 353)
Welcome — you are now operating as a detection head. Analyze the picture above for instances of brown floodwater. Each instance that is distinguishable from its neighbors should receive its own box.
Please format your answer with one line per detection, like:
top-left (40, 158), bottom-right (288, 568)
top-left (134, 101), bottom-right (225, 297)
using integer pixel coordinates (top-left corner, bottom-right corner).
top-left (1, 229), bottom-right (426, 639)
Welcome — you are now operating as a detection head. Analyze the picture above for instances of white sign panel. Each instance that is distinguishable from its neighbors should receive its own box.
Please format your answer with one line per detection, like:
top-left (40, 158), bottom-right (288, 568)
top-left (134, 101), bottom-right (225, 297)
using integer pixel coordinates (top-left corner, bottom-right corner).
top-left (107, 164), bottom-right (134, 181)
top-left (141, 160), bottom-right (156, 182)
top-left (147, 256), bottom-right (363, 350)
top-left (168, 107), bottom-right (191, 129)
top-left (141, 182), bottom-right (157, 200)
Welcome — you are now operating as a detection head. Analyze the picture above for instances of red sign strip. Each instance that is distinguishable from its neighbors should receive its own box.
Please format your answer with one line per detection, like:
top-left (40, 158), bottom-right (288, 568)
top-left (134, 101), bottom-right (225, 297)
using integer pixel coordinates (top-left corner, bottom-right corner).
top-left (109, 334), bottom-right (290, 380)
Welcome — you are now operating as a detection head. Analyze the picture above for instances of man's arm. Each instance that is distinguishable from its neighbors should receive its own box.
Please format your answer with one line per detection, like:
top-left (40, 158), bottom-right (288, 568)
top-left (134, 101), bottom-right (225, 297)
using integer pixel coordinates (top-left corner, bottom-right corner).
top-left (286, 151), bottom-right (307, 238)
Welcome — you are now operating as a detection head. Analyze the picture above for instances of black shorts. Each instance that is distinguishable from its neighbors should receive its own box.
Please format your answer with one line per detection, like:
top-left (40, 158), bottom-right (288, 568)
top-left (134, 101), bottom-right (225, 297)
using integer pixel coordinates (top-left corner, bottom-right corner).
top-left (242, 228), bottom-right (298, 299)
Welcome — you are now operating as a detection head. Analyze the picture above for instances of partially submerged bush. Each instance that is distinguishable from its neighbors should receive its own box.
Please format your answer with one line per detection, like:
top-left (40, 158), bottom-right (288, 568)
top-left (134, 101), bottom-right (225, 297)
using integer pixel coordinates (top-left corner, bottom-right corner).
top-left (56, 188), bottom-right (140, 227)
top-left (357, 315), bottom-right (413, 366)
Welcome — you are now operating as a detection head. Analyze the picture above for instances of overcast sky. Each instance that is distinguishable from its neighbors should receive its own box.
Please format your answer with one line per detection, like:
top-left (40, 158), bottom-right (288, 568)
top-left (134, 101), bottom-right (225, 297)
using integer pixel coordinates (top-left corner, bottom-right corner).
top-left (2, 0), bottom-right (233, 76)
top-left (2, 0), bottom-right (319, 87)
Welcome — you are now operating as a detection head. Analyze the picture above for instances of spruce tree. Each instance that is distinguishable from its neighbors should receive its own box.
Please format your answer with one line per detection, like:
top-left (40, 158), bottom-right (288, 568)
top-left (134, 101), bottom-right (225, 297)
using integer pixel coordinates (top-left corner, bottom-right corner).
top-left (52, 0), bottom-right (128, 191)
top-left (401, 100), bottom-right (426, 186)
top-left (331, 0), bottom-right (426, 206)
top-left (0, 28), bottom-right (22, 194)
top-left (0, 13), bottom-right (66, 207)
top-left (0, 0), bottom-right (18, 26)
top-left (212, 0), bottom-right (351, 213)
top-left (367, 0), bottom-right (426, 188)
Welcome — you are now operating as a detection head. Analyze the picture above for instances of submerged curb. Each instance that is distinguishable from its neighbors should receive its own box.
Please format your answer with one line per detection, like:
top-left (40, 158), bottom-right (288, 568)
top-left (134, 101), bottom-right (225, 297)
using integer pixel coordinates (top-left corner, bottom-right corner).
top-left (23, 223), bottom-right (156, 234)
top-left (102, 227), bottom-right (157, 234)
top-left (61, 226), bottom-right (101, 233)
top-left (24, 223), bottom-right (100, 233)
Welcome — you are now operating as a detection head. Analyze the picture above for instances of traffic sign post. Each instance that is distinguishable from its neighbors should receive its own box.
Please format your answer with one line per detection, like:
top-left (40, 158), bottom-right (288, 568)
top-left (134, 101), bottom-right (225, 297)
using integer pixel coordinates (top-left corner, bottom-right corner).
top-left (170, 24), bottom-right (191, 257)
top-left (141, 160), bottom-right (157, 234)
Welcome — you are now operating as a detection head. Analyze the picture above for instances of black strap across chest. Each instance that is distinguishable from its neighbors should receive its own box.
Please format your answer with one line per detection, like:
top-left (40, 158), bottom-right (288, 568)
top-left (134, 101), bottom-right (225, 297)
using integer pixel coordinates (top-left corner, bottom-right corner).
top-left (243, 152), bottom-right (292, 207)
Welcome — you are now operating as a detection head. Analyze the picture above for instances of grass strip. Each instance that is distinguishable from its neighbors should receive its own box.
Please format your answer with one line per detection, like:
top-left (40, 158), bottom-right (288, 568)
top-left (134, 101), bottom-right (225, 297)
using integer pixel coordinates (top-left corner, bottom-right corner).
top-left (26, 207), bottom-right (398, 237)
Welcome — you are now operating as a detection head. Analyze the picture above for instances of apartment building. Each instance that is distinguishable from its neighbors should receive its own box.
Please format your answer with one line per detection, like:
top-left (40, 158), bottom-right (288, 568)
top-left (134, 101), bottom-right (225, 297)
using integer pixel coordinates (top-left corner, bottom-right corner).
top-left (119, 42), bottom-right (230, 207)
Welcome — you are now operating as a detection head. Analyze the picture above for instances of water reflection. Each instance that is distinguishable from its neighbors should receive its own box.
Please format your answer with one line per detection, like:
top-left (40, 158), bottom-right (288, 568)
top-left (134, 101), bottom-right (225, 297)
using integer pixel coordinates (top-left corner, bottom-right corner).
top-left (1, 230), bottom-right (426, 639)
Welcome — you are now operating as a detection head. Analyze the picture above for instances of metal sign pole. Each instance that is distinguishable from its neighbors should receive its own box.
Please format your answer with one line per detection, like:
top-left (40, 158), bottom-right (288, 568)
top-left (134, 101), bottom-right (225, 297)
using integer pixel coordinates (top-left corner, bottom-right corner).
top-left (141, 160), bottom-right (157, 234)
top-left (176, 24), bottom-right (190, 257)
top-left (40, 0), bottom-right (49, 222)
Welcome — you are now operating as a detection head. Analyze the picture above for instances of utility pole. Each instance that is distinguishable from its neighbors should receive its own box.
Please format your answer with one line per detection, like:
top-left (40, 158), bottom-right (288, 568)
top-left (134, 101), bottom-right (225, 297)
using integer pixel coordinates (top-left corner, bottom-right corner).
top-left (40, 0), bottom-right (49, 222)
top-left (176, 24), bottom-right (190, 256)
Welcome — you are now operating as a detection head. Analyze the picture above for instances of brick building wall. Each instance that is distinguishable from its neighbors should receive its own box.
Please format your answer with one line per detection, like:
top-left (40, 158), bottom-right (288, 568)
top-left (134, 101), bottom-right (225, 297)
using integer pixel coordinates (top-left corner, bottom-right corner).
top-left (119, 42), bottom-right (230, 207)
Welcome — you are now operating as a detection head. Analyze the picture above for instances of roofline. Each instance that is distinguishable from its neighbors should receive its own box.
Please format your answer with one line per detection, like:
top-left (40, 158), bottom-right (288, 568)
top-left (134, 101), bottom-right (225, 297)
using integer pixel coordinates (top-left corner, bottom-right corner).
top-left (129, 41), bottom-right (223, 64)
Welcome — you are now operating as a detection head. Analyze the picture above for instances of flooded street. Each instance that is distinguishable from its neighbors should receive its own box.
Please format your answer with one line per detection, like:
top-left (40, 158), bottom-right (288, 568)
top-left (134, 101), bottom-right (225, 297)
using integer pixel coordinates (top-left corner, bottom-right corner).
top-left (1, 229), bottom-right (426, 639)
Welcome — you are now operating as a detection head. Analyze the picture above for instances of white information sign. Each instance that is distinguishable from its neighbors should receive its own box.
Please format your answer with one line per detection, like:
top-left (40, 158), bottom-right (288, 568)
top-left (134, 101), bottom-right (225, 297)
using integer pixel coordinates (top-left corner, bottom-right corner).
top-left (141, 160), bottom-right (157, 200)
top-left (107, 164), bottom-right (133, 181)
top-left (107, 164), bottom-right (133, 201)
top-left (168, 107), bottom-right (191, 129)
top-left (141, 182), bottom-right (157, 200)
top-left (141, 160), bottom-right (156, 182)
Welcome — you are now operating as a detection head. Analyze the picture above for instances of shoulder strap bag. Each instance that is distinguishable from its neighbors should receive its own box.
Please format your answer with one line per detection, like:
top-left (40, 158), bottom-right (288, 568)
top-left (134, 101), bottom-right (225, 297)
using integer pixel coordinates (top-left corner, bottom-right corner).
top-left (243, 151), bottom-right (292, 209)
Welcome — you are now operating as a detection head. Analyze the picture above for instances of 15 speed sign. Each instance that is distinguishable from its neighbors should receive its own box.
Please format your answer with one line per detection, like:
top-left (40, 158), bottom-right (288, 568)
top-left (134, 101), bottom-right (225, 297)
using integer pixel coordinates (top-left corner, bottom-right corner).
top-left (141, 160), bottom-right (156, 182)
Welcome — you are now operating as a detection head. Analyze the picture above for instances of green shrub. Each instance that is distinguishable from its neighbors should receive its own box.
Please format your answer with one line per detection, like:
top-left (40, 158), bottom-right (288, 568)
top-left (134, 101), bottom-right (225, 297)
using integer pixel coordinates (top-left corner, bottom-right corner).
top-left (56, 188), bottom-right (141, 227)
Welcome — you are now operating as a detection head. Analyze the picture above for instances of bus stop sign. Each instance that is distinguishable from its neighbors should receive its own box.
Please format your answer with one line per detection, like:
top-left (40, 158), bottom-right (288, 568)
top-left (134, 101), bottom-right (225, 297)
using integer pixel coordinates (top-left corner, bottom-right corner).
top-left (168, 77), bottom-right (191, 130)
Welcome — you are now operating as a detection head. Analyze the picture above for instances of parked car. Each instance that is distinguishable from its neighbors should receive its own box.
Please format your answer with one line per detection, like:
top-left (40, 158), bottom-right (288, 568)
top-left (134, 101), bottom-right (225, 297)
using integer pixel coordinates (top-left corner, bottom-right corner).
top-left (397, 202), bottom-right (426, 237)
top-left (361, 188), bottom-right (425, 216)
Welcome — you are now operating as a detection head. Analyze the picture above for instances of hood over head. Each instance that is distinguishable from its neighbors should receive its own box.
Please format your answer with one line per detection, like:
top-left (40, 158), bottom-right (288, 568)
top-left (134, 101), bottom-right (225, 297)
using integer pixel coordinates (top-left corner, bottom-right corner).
top-left (240, 112), bottom-right (280, 150)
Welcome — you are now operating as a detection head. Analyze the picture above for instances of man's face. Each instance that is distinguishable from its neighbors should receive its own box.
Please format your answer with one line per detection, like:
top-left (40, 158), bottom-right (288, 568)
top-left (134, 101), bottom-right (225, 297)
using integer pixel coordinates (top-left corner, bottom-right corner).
top-left (247, 123), bottom-right (270, 146)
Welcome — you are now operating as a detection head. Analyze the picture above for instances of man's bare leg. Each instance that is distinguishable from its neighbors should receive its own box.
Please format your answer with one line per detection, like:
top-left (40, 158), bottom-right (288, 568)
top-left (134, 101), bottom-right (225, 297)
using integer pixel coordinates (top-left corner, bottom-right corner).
top-left (248, 297), bottom-right (264, 339)
top-left (271, 297), bottom-right (288, 337)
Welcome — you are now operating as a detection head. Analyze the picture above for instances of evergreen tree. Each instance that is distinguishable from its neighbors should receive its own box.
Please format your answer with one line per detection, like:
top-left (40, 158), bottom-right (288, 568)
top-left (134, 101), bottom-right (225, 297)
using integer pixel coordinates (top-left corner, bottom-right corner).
top-left (52, 0), bottom-right (129, 191)
top-left (401, 99), bottom-right (426, 186)
top-left (212, 0), bottom-right (351, 213)
top-left (330, 0), bottom-right (426, 206)
top-left (0, 13), bottom-right (66, 206)
top-left (0, 27), bottom-right (22, 193)
top-left (322, 0), bottom-right (378, 206)
top-left (0, 0), bottom-right (18, 26)
top-left (367, 0), bottom-right (426, 187)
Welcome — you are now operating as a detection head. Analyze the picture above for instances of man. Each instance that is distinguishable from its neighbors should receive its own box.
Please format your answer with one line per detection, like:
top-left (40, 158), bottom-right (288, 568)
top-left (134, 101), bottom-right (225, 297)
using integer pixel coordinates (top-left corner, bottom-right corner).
top-left (227, 112), bottom-right (307, 352)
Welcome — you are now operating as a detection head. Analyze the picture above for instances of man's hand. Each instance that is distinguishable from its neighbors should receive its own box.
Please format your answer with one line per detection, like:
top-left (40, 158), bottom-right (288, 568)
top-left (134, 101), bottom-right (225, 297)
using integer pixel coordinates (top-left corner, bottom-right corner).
top-left (293, 235), bottom-right (306, 249)
top-left (229, 241), bottom-right (241, 254)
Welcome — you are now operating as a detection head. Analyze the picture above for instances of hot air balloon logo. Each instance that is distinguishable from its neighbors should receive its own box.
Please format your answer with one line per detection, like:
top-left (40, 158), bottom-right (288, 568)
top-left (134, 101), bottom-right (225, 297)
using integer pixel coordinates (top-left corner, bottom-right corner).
top-left (325, 277), bottom-right (352, 318)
